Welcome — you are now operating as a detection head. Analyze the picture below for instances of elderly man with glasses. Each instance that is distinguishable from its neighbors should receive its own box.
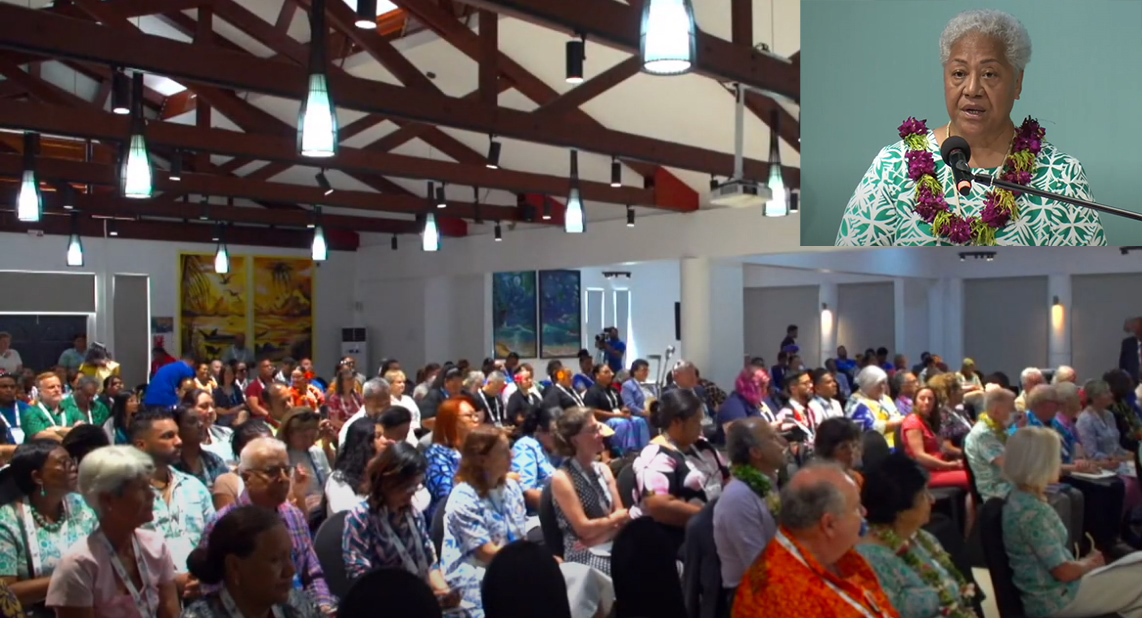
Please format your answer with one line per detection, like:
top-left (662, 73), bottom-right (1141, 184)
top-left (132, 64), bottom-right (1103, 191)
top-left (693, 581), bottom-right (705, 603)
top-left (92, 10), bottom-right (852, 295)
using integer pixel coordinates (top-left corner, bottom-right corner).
top-left (197, 436), bottom-right (334, 615)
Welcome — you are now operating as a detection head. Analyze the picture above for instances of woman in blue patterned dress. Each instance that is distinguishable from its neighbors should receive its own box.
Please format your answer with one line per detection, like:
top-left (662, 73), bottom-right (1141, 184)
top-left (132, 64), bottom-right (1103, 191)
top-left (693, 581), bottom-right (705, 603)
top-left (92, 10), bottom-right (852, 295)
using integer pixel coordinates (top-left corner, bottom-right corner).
top-left (424, 396), bottom-right (480, 522)
top-left (0, 440), bottom-right (96, 618)
top-left (440, 426), bottom-right (529, 617)
top-left (341, 442), bottom-right (461, 612)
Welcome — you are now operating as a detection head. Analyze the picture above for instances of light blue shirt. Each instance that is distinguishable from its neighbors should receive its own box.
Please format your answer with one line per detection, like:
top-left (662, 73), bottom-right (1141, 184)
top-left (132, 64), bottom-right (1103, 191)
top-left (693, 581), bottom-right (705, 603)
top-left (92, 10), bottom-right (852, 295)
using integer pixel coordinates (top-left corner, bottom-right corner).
top-left (1002, 488), bottom-right (1079, 617)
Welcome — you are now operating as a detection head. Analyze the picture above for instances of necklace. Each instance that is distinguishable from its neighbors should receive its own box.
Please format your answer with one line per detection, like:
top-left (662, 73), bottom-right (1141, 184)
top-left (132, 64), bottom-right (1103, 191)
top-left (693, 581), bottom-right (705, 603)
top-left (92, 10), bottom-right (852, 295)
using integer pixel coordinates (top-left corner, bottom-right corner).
top-left (979, 413), bottom-right (1008, 445)
top-left (898, 116), bottom-right (1043, 245)
top-left (730, 464), bottom-right (781, 515)
top-left (869, 526), bottom-right (976, 617)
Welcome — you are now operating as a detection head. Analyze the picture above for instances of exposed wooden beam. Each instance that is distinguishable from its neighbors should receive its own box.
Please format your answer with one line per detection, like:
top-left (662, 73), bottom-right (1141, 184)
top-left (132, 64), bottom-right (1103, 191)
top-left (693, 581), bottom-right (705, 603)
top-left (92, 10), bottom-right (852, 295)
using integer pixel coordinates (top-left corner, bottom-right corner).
top-left (536, 56), bottom-right (640, 116)
top-left (94, 0), bottom-right (210, 19)
top-left (161, 89), bottom-right (198, 120)
top-left (0, 153), bottom-right (509, 226)
top-left (731, 0), bottom-right (752, 46)
top-left (0, 5), bottom-right (769, 181)
top-left (449, 0), bottom-right (799, 102)
top-left (0, 57), bottom-right (89, 108)
top-left (478, 10), bottom-right (497, 108)
top-left (275, 0), bottom-right (299, 32)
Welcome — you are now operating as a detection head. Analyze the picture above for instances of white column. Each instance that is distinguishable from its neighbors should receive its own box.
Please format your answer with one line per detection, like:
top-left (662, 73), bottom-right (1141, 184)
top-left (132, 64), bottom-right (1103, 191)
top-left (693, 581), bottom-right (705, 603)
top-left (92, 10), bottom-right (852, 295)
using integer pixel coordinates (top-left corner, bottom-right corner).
top-left (927, 277), bottom-right (963, 363)
top-left (819, 282), bottom-right (838, 366)
top-left (680, 257), bottom-right (744, 389)
top-left (422, 276), bottom-right (453, 365)
top-left (895, 278), bottom-right (931, 364)
top-left (1047, 274), bottom-right (1072, 368)
top-left (894, 278), bottom-right (906, 359)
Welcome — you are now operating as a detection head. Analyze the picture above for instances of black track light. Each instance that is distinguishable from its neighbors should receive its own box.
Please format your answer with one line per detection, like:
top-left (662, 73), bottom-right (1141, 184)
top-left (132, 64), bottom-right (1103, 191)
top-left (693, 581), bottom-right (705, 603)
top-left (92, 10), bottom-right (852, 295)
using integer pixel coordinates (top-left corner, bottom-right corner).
top-left (626, 205), bottom-right (635, 227)
top-left (355, 0), bottom-right (377, 29)
top-left (211, 221), bottom-right (221, 242)
top-left (542, 200), bottom-right (552, 220)
top-left (62, 184), bottom-right (75, 211)
top-left (494, 222), bottom-right (503, 242)
top-left (111, 68), bottom-right (130, 115)
top-left (391, 234), bottom-right (398, 251)
top-left (108, 219), bottom-right (119, 237)
top-left (565, 36), bottom-right (585, 84)
top-left (316, 169), bottom-right (333, 195)
top-left (435, 183), bottom-right (446, 209)
top-left (610, 156), bottom-right (621, 187)
top-left (170, 152), bottom-right (182, 181)
top-left (486, 135), bottom-right (501, 169)
top-left (198, 196), bottom-right (210, 221)
top-left (473, 186), bottom-right (483, 223)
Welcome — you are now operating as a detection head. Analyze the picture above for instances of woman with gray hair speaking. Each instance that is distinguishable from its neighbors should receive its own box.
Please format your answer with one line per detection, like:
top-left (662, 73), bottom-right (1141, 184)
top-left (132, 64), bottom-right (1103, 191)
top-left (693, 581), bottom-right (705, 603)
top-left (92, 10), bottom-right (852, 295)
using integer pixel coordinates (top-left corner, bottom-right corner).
top-left (45, 445), bottom-right (181, 618)
top-left (836, 8), bottom-right (1105, 247)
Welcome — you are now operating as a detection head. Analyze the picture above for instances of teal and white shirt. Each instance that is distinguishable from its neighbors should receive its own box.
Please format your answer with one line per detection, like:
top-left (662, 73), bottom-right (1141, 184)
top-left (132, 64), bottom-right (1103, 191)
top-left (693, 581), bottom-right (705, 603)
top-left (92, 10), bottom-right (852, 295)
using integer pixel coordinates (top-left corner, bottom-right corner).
top-left (142, 467), bottom-right (215, 573)
top-left (0, 494), bottom-right (97, 580)
top-left (836, 131), bottom-right (1106, 246)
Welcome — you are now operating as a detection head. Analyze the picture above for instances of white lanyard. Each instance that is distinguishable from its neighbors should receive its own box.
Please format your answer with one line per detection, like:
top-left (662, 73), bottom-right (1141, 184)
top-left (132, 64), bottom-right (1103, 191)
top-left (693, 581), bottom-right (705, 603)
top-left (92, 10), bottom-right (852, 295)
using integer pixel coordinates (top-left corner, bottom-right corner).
top-left (4, 402), bottom-right (19, 428)
top-left (478, 391), bottom-right (503, 426)
top-left (37, 402), bottom-right (64, 426)
top-left (773, 531), bottom-right (891, 618)
top-left (486, 489), bottom-right (522, 544)
top-left (556, 385), bottom-right (584, 407)
top-left (601, 387), bottom-right (620, 412)
top-left (19, 499), bottom-right (71, 577)
top-left (220, 586), bottom-right (285, 618)
top-left (570, 459), bottom-right (612, 512)
top-left (75, 401), bottom-right (93, 425)
top-left (99, 529), bottom-right (158, 618)
top-left (376, 508), bottom-right (430, 577)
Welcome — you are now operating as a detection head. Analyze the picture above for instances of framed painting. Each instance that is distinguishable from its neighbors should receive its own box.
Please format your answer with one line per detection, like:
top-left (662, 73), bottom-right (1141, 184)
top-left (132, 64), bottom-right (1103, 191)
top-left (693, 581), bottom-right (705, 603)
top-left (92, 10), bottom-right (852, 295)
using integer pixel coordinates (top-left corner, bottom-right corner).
top-left (492, 271), bottom-right (538, 358)
top-left (178, 253), bottom-right (248, 361)
top-left (539, 269), bottom-right (582, 358)
top-left (252, 257), bottom-right (314, 362)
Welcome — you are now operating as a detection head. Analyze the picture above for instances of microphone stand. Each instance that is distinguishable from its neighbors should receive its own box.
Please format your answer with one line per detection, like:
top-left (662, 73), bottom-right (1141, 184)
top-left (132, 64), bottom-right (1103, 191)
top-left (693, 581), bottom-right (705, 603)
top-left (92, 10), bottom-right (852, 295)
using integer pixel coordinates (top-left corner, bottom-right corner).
top-left (957, 162), bottom-right (1142, 223)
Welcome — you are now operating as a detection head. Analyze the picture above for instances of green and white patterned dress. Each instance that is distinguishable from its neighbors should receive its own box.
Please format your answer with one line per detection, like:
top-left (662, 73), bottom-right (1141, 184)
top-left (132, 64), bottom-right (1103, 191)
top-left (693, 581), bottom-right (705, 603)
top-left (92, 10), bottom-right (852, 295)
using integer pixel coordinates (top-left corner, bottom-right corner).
top-left (0, 494), bottom-right (97, 617)
top-left (835, 130), bottom-right (1106, 246)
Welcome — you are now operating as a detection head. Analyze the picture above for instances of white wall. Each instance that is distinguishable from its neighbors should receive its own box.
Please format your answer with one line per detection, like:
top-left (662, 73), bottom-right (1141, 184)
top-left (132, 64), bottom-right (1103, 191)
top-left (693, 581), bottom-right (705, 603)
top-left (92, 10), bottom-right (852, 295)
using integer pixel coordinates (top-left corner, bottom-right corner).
top-left (1072, 273), bottom-right (1142, 381)
top-left (836, 282), bottom-right (895, 357)
top-left (0, 231), bottom-right (355, 374)
top-left (963, 277), bottom-right (1049, 378)
top-left (744, 286), bottom-right (818, 365)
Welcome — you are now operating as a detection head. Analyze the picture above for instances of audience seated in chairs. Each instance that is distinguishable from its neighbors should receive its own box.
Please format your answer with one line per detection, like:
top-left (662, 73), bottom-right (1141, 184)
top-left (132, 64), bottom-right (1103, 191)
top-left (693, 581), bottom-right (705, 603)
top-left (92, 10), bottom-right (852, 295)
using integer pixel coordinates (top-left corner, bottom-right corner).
top-left (504, 364), bottom-right (543, 436)
top-left (927, 373), bottom-right (972, 458)
top-left (324, 415), bottom-right (384, 516)
top-left (424, 396), bottom-right (480, 523)
top-left (582, 364), bottom-right (650, 456)
top-left (900, 386), bottom-right (969, 490)
top-left (715, 365), bottom-right (778, 443)
top-left (0, 440), bottom-right (97, 615)
top-left (211, 420), bottom-right (274, 510)
top-left (106, 390), bottom-right (140, 445)
top-left (46, 446), bottom-right (181, 618)
top-left (341, 442), bottom-right (459, 612)
top-left (60, 422), bottom-right (110, 465)
top-left (339, 567), bottom-right (443, 618)
top-left (278, 408), bottom-right (336, 518)
top-left (185, 389), bottom-right (236, 467)
top-left (713, 417), bottom-right (785, 594)
top-left (550, 406), bottom-right (630, 575)
top-left (171, 398), bottom-right (229, 491)
top-left (183, 505), bottom-right (324, 618)
top-left (611, 517), bottom-right (687, 618)
top-left (482, 541), bottom-right (573, 618)
top-left (813, 417), bottom-right (865, 489)
top-left (199, 436), bottom-right (335, 614)
top-left (1075, 379), bottom-right (1142, 523)
top-left (510, 405), bottom-right (559, 514)
top-left (845, 366), bottom-right (904, 449)
top-left (732, 461), bottom-right (895, 618)
top-left (1002, 427), bottom-right (1142, 617)
top-left (856, 453), bottom-right (978, 618)
top-left (631, 389), bottom-right (729, 556)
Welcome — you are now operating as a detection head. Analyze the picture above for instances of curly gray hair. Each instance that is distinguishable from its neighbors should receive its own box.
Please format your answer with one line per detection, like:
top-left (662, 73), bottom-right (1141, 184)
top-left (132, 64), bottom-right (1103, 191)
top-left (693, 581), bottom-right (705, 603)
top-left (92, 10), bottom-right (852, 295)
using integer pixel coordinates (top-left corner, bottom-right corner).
top-left (939, 9), bottom-right (1032, 73)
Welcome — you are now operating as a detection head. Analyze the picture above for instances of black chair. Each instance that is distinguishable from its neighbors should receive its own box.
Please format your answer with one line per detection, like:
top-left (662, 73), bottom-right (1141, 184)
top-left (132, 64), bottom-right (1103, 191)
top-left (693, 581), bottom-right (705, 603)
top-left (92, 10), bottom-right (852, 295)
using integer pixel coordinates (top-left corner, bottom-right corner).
top-left (979, 497), bottom-right (1025, 617)
top-left (313, 510), bottom-right (351, 599)
top-left (860, 430), bottom-right (890, 471)
top-left (340, 567), bottom-right (442, 618)
top-left (963, 455), bottom-right (987, 567)
top-left (617, 463), bottom-right (636, 509)
top-left (893, 424), bottom-right (904, 453)
top-left (681, 498), bottom-right (725, 618)
top-left (537, 480), bottom-right (563, 559)
top-left (430, 497), bottom-right (448, 558)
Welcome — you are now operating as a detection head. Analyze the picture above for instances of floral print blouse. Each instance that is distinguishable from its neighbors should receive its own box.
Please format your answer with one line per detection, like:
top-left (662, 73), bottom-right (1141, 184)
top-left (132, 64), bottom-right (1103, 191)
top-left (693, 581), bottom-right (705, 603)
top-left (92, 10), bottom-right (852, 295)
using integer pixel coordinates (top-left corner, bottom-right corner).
top-left (1002, 488), bottom-right (1079, 617)
top-left (0, 494), bottom-right (97, 584)
top-left (424, 444), bottom-right (462, 522)
top-left (341, 501), bottom-right (438, 581)
top-left (855, 530), bottom-right (962, 618)
top-left (440, 481), bottom-right (527, 618)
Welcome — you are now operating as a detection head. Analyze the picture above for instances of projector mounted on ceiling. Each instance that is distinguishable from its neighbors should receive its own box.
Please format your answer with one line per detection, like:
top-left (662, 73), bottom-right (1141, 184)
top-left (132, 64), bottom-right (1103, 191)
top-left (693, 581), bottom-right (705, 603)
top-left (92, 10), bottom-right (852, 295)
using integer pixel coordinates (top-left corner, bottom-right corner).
top-left (710, 179), bottom-right (771, 208)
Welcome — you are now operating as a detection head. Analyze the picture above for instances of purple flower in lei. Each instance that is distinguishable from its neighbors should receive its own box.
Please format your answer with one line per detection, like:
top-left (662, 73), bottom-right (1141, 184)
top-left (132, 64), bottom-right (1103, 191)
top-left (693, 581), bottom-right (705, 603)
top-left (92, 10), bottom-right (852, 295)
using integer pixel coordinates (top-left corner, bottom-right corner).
top-left (905, 150), bottom-right (936, 181)
top-left (944, 216), bottom-right (974, 244)
top-left (898, 117), bottom-right (927, 139)
top-left (980, 194), bottom-right (1011, 228)
top-left (914, 185), bottom-right (945, 222)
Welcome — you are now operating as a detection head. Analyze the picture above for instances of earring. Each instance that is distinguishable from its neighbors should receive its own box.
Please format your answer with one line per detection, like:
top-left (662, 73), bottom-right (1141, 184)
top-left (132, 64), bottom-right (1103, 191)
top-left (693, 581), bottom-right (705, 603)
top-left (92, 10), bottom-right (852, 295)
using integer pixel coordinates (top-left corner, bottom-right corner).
top-left (39, 484), bottom-right (46, 497)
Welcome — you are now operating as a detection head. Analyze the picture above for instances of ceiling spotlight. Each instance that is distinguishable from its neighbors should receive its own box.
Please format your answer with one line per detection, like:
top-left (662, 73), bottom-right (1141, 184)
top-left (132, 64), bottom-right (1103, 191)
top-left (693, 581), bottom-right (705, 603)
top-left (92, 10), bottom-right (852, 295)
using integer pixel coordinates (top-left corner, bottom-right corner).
top-left (610, 156), bottom-right (621, 188)
top-left (565, 36), bottom-right (585, 84)
top-left (435, 183), bottom-right (446, 209)
top-left (108, 219), bottom-right (119, 237)
top-left (170, 151), bottom-right (182, 182)
top-left (111, 68), bottom-right (130, 115)
top-left (355, 0), bottom-right (377, 29)
top-left (391, 234), bottom-right (398, 251)
top-left (494, 222), bottom-right (503, 242)
top-left (316, 169), bottom-right (333, 196)
top-left (486, 135), bottom-right (501, 169)
top-left (626, 205), bottom-right (635, 227)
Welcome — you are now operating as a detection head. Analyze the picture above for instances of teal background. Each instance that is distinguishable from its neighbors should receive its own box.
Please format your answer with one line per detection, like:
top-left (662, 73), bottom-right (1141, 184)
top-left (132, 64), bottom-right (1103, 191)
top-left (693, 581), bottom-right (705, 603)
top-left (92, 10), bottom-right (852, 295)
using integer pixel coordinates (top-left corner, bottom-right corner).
top-left (800, 0), bottom-right (1142, 246)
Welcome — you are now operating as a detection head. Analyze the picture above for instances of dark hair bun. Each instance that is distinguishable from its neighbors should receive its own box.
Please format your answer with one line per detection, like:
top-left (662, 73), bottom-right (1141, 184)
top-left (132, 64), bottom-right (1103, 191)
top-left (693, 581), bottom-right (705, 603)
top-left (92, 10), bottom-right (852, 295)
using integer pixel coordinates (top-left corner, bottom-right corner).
top-left (648, 400), bottom-right (663, 429)
top-left (185, 546), bottom-right (224, 585)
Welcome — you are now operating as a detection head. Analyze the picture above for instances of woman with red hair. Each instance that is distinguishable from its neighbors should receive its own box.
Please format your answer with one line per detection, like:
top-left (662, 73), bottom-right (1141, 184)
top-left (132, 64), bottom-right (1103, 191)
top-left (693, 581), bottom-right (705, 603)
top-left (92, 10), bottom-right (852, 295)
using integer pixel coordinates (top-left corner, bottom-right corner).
top-left (715, 363), bottom-right (780, 443)
top-left (423, 395), bottom-right (480, 521)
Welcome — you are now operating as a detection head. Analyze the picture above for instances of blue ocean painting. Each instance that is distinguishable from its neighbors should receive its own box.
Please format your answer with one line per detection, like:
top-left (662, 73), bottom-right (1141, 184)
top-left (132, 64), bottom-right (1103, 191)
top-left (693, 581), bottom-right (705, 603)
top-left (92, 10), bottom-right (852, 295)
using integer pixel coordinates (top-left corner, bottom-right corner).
top-left (492, 271), bottom-right (537, 358)
top-left (539, 269), bottom-right (582, 358)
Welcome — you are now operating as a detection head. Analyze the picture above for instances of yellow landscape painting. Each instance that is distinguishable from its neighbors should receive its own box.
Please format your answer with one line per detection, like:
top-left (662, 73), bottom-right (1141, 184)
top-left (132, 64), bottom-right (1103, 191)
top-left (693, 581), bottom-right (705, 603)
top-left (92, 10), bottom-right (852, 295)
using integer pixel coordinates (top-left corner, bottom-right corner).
top-left (252, 257), bottom-right (314, 362)
top-left (179, 253), bottom-right (248, 361)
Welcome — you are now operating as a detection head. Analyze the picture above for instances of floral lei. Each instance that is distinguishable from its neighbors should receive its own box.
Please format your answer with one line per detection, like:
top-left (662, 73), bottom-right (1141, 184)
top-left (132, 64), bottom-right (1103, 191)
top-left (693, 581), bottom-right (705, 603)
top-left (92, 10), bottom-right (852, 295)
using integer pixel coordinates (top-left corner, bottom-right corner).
top-left (898, 116), bottom-right (1044, 245)
top-left (871, 526), bottom-right (977, 617)
top-left (730, 464), bottom-right (781, 515)
top-left (979, 412), bottom-right (1008, 445)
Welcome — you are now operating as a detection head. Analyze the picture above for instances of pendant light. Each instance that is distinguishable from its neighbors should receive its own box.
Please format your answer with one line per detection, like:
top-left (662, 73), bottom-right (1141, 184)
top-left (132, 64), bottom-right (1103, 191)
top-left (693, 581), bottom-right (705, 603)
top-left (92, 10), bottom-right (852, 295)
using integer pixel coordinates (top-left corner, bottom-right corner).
top-left (494, 222), bottom-right (502, 242)
top-left (311, 207), bottom-right (328, 261)
top-left (64, 214), bottom-right (84, 267)
top-left (790, 189), bottom-right (800, 214)
top-left (565, 149), bottom-right (585, 234)
top-left (610, 156), bottom-right (622, 187)
top-left (111, 68), bottom-right (130, 115)
top-left (422, 212), bottom-right (440, 252)
top-left (486, 135), bottom-right (501, 169)
top-left (764, 108), bottom-right (788, 217)
top-left (640, 0), bottom-right (697, 75)
top-left (473, 187), bottom-right (483, 224)
top-left (170, 151), bottom-right (183, 181)
top-left (108, 219), bottom-right (119, 237)
top-left (435, 183), bottom-right (446, 209)
top-left (565, 36), bottom-right (585, 84)
top-left (121, 72), bottom-right (154, 199)
top-left (298, 0), bottom-right (339, 158)
top-left (214, 226), bottom-right (230, 274)
top-left (390, 234), bottom-right (398, 251)
top-left (17, 132), bottom-right (41, 222)
top-left (62, 184), bottom-right (75, 211)
top-left (626, 205), bottom-right (635, 227)
top-left (354, 0), bottom-right (377, 29)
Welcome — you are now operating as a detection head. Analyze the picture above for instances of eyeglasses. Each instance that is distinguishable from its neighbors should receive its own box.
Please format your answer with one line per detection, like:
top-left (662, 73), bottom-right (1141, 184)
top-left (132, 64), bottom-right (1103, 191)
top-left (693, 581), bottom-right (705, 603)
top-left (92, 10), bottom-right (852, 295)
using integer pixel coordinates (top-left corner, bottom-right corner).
top-left (254, 465), bottom-right (290, 478)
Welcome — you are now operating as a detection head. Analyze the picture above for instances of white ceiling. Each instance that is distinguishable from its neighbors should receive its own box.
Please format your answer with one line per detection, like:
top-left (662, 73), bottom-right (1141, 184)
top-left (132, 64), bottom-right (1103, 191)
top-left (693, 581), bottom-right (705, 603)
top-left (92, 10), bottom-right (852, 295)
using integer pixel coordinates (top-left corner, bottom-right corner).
top-left (6, 0), bottom-right (800, 227)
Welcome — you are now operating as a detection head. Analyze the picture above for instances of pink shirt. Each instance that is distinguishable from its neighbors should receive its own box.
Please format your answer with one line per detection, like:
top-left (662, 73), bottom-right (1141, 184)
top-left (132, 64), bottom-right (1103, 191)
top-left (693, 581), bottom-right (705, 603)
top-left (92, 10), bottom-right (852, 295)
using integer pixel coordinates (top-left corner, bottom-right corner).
top-left (46, 528), bottom-right (175, 618)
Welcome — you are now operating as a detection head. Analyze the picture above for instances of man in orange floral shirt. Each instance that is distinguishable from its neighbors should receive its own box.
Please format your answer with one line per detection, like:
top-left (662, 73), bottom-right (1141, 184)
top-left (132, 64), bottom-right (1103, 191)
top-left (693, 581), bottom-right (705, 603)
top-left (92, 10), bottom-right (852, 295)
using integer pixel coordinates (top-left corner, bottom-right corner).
top-left (733, 463), bottom-right (899, 618)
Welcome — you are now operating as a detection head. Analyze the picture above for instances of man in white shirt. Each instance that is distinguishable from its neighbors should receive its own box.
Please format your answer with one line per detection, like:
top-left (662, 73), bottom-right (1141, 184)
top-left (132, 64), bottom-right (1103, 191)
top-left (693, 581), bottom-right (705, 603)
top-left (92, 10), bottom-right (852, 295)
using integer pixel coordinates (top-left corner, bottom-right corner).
top-left (777, 370), bottom-right (821, 443)
top-left (337, 377), bottom-right (391, 447)
top-left (810, 368), bottom-right (845, 422)
top-left (0, 333), bottom-right (22, 374)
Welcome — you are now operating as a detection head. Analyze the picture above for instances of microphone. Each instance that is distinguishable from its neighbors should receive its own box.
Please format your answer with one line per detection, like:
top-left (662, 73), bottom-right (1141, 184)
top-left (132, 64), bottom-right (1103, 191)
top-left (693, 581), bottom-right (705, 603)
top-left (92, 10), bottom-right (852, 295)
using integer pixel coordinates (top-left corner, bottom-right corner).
top-left (940, 136), bottom-right (973, 196)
